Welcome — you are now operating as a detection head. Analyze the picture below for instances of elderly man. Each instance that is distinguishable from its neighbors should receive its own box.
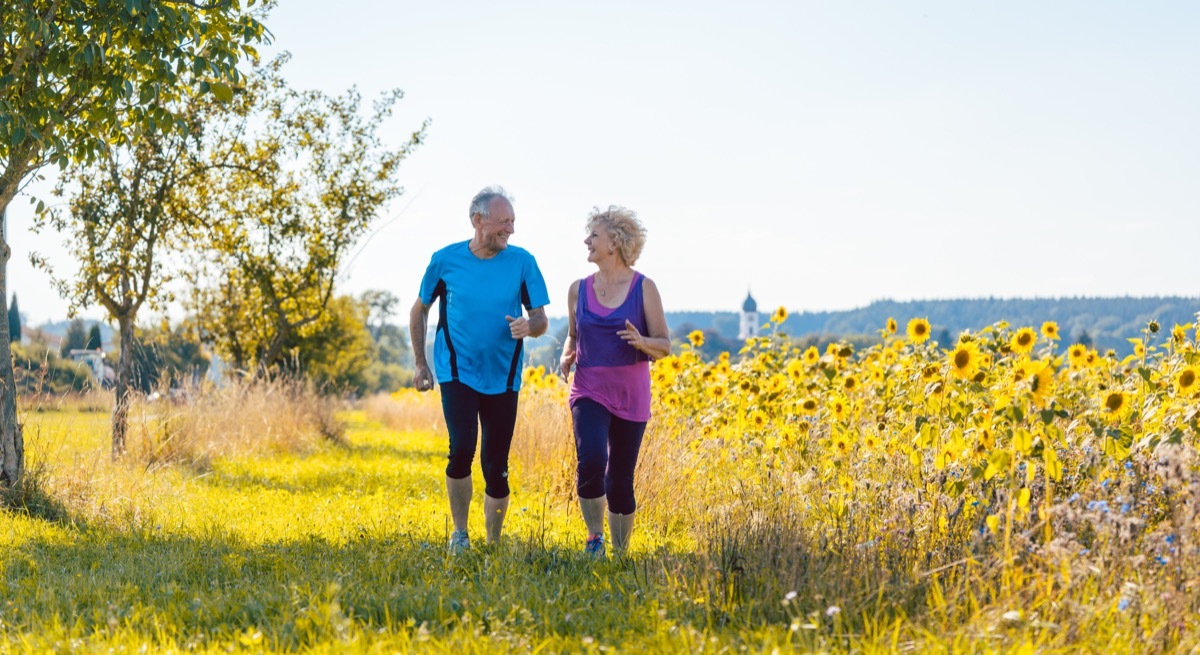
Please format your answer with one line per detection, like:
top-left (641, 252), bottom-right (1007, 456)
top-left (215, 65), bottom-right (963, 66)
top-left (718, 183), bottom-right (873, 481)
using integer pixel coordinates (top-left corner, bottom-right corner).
top-left (409, 186), bottom-right (549, 553)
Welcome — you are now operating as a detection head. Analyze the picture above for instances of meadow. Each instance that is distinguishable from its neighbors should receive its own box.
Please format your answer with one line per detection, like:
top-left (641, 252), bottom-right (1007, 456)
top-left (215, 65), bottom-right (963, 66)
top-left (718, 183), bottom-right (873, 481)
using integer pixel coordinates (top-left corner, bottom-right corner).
top-left (2, 315), bottom-right (1199, 653)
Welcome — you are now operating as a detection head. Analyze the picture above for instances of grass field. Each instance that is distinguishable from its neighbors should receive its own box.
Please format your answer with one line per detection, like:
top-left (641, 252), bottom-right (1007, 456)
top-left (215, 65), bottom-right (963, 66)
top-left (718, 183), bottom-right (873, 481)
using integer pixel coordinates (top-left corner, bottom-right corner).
top-left (3, 317), bottom-right (1199, 653)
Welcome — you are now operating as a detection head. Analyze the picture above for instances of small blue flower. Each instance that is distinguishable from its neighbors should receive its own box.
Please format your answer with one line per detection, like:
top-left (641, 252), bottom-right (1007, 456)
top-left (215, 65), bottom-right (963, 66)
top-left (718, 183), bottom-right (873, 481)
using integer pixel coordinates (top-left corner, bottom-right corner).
top-left (1068, 493), bottom-right (1081, 503)
top-left (1101, 478), bottom-right (1111, 488)
top-left (1121, 503), bottom-right (1131, 514)
top-left (1118, 598), bottom-right (1132, 611)
top-left (1087, 500), bottom-right (1109, 512)
top-left (1080, 548), bottom-right (1090, 555)
top-left (1165, 534), bottom-right (1177, 544)
top-left (1156, 556), bottom-right (1169, 566)
top-left (1124, 461), bottom-right (1133, 470)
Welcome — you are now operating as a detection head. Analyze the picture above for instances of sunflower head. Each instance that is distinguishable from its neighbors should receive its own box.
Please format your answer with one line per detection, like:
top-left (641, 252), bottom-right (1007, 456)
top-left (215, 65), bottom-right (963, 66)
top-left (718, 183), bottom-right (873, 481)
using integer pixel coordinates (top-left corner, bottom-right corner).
top-left (907, 318), bottom-right (932, 344)
top-left (1011, 327), bottom-right (1037, 354)
top-left (799, 397), bottom-right (818, 414)
top-left (688, 330), bottom-right (705, 348)
top-left (947, 342), bottom-right (981, 380)
top-left (1041, 322), bottom-right (1060, 340)
top-left (1067, 344), bottom-right (1088, 369)
top-left (1177, 367), bottom-right (1198, 395)
top-left (886, 317), bottom-right (898, 335)
top-left (803, 346), bottom-right (820, 365)
top-left (771, 306), bottom-right (788, 324)
top-left (1098, 389), bottom-right (1132, 423)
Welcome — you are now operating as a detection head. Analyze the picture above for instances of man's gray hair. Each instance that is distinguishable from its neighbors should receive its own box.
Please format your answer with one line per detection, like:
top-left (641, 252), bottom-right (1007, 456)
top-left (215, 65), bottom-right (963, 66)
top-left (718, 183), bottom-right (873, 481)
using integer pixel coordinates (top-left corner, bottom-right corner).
top-left (469, 186), bottom-right (514, 221)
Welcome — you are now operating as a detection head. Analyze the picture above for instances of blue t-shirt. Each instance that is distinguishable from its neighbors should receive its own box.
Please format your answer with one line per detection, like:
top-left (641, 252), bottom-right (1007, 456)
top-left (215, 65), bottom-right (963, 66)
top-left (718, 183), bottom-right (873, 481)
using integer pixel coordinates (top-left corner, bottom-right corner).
top-left (419, 241), bottom-right (550, 394)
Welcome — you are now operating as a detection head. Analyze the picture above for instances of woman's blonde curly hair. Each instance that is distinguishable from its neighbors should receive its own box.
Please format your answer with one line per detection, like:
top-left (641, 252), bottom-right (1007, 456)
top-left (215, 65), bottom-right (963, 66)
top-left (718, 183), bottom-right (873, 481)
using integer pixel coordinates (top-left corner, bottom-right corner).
top-left (587, 205), bottom-right (647, 266)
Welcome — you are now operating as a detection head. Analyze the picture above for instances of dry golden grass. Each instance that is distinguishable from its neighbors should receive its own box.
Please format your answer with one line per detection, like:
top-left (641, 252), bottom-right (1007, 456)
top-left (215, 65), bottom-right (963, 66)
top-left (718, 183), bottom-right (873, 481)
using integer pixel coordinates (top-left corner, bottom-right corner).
top-left (125, 377), bottom-right (343, 471)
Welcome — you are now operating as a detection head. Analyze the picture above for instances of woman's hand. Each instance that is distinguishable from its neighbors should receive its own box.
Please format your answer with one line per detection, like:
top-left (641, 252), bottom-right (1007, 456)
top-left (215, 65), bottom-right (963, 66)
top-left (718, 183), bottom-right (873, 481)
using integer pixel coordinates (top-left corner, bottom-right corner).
top-left (617, 319), bottom-right (644, 352)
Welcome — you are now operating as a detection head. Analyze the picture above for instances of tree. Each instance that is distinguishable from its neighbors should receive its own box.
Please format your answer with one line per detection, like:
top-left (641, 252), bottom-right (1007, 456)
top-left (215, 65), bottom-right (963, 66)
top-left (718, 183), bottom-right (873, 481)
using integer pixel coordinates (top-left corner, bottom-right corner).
top-left (189, 58), bottom-right (427, 373)
top-left (1, 0), bottom-right (267, 482)
top-left (6, 293), bottom-right (18, 343)
top-left (34, 91), bottom-right (225, 457)
top-left (85, 323), bottom-right (101, 351)
top-left (59, 317), bottom-right (86, 357)
top-left (280, 294), bottom-right (376, 393)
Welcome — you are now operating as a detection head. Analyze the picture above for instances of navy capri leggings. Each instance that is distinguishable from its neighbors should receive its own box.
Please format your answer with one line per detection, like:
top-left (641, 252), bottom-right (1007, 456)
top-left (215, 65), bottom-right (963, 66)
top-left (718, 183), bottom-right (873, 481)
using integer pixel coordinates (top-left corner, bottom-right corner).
top-left (441, 380), bottom-right (519, 499)
top-left (571, 397), bottom-right (647, 515)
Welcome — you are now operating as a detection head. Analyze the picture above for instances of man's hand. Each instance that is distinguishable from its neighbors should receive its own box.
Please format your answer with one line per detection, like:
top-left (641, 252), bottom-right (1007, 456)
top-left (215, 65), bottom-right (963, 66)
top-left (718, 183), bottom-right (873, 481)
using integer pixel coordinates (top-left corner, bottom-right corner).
top-left (506, 315), bottom-right (532, 339)
top-left (414, 363), bottom-right (435, 392)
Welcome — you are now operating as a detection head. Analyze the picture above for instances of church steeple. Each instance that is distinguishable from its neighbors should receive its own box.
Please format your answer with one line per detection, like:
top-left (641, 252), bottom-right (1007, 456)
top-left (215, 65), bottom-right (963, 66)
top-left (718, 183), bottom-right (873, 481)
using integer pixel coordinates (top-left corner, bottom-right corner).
top-left (739, 289), bottom-right (759, 340)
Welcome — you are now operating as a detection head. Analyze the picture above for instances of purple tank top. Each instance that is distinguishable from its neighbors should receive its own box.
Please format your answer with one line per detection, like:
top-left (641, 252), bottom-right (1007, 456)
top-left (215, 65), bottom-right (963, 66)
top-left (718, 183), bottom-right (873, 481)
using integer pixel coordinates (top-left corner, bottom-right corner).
top-left (569, 272), bottom-right (652, 422)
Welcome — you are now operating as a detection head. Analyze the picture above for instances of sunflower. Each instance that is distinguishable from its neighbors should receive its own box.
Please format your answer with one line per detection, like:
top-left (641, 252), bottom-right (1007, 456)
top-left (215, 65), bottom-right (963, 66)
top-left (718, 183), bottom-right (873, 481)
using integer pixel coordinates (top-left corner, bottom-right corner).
top-left (771, 306), bottom-right (789, 324)
top-left (829, 394), bottom-right (851, 422)
top-left (1177, 366), bottom-right (1198, 395)
top-left (785, 358), bottom-right (805, 382)
top-left (766, 373), bottom-right (788, 395)
top-left (803, 346), bottom-right (820, 366)
top-left (798, 397), bottom-right (819, 415)
top-left (1011, 327), bottom-right (1037, 354)
top-left (886, 317), bottom-right (898, 335)
top-left (1041, 321), bottom-right (1060, 340)
top-left (1172, 324), bottom-right (1187, 344)
top-left (748, 409), bottom-right (769, 429)
top-left (707, 384), bottom-right (728, 401)
top-left (688, 330), bottom-right (705, 348)
top-left (907, 318), bottom-right (932, 344)
top-left (1028, 362), bottom-right (1056, 407)
top-left (947, 341), bottom-right (981, 380)
top-left (1098, 389), bottom-right (1132, 423)
top-left (1067, 343), bottom-right (1088, 369)
top-left (842, 375), bottom-right (859, 392)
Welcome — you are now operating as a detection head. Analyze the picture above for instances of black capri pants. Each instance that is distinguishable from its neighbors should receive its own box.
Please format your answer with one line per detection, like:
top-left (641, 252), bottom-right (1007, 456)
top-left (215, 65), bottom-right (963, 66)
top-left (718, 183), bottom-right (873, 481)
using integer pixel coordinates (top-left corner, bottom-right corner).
top-left (440, 380), bottom-right (519, 499)
top-left (571, 397), bottom-right (647, 515)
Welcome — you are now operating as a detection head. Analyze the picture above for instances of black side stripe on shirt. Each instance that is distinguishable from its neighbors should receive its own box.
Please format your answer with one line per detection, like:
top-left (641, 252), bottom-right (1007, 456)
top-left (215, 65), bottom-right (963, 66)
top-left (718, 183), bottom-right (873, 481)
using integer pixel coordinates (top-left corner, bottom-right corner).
top-left (433, 278), bottom-right (458, 381)
top-left (506, 281), bottom-right (532, 391)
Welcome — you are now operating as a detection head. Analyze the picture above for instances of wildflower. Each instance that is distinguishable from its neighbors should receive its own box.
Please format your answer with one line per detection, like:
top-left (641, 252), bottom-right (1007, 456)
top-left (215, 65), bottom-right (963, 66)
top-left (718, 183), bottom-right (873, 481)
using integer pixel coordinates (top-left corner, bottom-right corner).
top-left (825, 606), bottom-right (841, 617)
top-left (688, 330), bottom-right (705, 348)
top-left (1171, 324), bottom-right (1187, 344)
top-left (842, 375), bottom-right (859, 392)
top-left (1041, 321), bottom-right (1060, 340)
top-left (885, 317), bottom-right (898, 335)
top-left (1118, 598), bottom-right (1132, 611)
top-left (1148, 320), bottom-right (1160, 334)
top-left (1011, 327), bottom-right (1037, 354)
top-left (798, 397), bottom-right (818, 415)
top-left (907, 318), bottom-right (931, 344)
top-left (771, 306), bottom-right (788, 324)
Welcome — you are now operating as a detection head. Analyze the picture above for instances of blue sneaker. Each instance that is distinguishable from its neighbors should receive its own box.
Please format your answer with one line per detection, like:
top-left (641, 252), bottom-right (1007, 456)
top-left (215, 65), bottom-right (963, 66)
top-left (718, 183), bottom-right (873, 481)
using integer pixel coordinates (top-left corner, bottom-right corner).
top-left (585, 533), bottom-right (606, 559)
top-left (448, 529), bottom-right (470, 554)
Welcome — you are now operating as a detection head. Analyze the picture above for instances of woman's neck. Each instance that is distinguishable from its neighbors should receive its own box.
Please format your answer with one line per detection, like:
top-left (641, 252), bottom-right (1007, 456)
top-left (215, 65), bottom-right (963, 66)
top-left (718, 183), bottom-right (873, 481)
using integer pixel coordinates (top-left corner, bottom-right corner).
top-left (594, 261), bottom-right (632, 283)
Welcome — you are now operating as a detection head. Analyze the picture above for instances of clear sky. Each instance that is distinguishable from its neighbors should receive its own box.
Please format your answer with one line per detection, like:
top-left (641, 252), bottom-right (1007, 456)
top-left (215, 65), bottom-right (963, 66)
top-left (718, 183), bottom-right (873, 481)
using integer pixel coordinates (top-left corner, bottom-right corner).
top-left (8, 0), bottom-right (1199, 325)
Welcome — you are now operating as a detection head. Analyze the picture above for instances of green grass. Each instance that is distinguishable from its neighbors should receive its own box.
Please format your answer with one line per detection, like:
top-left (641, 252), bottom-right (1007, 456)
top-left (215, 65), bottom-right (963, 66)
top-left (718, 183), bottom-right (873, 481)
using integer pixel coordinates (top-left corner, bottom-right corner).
top-left (1, 411), bottom-right (766, 653)
top-left (3, 408), bottom-right (1195, 653)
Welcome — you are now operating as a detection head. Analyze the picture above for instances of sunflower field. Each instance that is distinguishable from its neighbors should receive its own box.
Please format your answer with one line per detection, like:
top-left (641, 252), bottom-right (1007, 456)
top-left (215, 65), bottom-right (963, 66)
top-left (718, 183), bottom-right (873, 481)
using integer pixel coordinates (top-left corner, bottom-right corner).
top-left (509, 311), bottom-right (1200, 650)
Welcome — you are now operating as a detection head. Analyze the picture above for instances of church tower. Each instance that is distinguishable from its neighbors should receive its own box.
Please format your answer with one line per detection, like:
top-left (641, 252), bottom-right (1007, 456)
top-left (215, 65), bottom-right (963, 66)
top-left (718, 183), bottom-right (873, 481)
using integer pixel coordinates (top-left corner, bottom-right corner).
top-left (739, 291), bottom-right (759, 340)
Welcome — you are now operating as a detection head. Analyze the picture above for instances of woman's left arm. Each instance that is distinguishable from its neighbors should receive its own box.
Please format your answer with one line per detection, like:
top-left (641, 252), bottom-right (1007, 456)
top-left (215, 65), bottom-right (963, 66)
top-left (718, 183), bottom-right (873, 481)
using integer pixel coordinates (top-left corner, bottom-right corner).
top-left (626, 277), bottom-right (672, 360)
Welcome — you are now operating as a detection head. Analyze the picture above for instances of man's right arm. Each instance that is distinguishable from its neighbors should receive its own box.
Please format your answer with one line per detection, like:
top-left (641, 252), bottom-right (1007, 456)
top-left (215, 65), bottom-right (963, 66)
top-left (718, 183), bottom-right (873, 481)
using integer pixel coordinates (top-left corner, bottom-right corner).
top-left (409, 298), bottom-right (434, 391)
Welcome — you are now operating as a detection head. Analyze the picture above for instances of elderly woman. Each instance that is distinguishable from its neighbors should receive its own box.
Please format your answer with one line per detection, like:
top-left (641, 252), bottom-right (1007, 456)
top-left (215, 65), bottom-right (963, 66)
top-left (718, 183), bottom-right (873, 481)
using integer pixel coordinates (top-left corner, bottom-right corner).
top-left (559, 206), bottom-right (671, 558)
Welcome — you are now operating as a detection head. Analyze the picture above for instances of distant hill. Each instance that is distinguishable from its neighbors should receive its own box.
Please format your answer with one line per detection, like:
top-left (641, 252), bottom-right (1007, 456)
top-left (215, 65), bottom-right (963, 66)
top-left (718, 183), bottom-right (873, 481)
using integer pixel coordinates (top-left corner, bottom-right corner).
top-left (661, 296), bottom-right (1200, 356)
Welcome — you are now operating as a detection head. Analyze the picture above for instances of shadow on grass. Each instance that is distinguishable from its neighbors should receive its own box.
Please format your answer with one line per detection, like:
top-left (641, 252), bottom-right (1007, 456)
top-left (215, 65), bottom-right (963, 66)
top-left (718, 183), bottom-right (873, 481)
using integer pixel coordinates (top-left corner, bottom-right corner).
top-left (0, 522), bottom-right (727, 652)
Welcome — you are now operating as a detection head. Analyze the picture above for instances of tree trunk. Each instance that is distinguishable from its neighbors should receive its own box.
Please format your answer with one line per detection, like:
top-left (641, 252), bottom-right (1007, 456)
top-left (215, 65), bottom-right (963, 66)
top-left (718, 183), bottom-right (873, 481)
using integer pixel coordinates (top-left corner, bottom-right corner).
top-left (112, 315), bottom-right (135, 459)
top-left (0, 206), bottom-right (25, 484)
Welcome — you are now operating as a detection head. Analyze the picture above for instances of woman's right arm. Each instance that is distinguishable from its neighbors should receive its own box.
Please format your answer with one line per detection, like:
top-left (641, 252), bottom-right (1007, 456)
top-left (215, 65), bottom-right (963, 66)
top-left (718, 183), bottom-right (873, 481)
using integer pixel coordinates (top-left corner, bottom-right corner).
top-left (559, 280), bottom-right (580, 378)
